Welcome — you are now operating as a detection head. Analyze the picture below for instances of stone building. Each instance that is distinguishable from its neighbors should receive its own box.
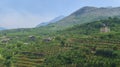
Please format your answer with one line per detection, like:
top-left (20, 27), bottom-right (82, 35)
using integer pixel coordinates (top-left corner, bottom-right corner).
top-left (100, 24), bottom-right (110, 33)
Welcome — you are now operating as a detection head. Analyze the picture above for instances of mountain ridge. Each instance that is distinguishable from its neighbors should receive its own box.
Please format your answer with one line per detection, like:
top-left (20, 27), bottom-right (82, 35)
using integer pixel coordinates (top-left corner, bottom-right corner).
top-left (0, 27), bottom-right (6, 30)
top-left (46, 6), bottom-right (120, 30)
top-left (36, 15), bottom-right (65, 27)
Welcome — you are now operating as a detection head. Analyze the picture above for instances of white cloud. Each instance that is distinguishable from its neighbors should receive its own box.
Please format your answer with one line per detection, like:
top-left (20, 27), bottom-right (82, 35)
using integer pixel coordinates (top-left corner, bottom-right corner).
top-left (0, 8), bottom-right (53, 29)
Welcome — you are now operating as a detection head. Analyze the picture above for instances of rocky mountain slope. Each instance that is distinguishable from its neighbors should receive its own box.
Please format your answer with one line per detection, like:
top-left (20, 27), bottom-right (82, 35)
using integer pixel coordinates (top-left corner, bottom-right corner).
top-left (47, 6), bottom-right (120, 30)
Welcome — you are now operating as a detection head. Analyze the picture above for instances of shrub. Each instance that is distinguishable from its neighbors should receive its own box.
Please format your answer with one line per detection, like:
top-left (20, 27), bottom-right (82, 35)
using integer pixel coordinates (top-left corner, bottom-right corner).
top-left (95, 49), bottom-right (117, 58)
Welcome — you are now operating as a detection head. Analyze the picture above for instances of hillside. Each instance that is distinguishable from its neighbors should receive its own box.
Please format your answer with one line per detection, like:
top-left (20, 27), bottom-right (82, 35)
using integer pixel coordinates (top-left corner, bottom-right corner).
top-left (46, 6), bottom-right (120, 30)
top-left (36, 15), bottom-right (65, 27)
top-left (0, 17), bottom-right (119, 67)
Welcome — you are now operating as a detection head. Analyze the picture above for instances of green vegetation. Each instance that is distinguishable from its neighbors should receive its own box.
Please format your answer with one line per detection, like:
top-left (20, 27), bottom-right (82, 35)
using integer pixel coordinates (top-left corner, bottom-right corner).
top-left (0, 17), bottom-right (119, 67)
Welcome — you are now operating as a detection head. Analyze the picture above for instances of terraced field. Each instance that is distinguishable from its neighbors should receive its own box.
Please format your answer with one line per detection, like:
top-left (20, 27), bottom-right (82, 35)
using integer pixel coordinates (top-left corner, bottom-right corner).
top-left (0, 17), bottom-right (120, 67)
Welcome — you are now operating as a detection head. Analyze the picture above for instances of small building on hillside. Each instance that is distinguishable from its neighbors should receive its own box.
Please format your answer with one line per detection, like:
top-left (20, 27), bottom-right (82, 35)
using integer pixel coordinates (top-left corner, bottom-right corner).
top-left (1, 38), bottom-right (10, 43)
top-left (28, 35), bottom-right (36, 41)
top-left (100, 24), bottom-right (110, 33)
top-left (43, 37), bottom-right (52, 42)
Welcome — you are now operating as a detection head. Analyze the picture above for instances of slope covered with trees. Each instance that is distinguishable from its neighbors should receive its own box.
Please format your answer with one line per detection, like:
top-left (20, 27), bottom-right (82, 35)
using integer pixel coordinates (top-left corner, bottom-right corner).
top-left (0, 17), bottom-right (119, 67)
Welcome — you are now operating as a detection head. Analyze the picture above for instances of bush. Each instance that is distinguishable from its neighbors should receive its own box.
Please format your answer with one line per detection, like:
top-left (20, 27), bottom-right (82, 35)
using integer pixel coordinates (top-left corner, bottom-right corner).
top-left (95, 49), bottom-right (117, 58)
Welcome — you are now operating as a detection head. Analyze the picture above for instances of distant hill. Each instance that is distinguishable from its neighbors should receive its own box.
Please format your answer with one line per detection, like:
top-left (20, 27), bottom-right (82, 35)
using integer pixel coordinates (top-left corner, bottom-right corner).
top-left (36, 15), bottom-right (65, 27)
top-left (0, 27), bottom-right (6, 30)
top-left (47, 6), bottom-right (120, 30)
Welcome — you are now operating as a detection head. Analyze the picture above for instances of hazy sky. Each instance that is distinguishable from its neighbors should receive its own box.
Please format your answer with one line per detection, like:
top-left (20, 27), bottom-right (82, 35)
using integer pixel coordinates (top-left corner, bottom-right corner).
top-left (0, 0), bottom-right (120, 29)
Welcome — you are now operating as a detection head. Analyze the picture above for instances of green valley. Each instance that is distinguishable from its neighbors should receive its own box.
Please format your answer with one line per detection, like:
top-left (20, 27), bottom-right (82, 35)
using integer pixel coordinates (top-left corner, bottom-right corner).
top-left (0, 17), bottom-right (120, 67)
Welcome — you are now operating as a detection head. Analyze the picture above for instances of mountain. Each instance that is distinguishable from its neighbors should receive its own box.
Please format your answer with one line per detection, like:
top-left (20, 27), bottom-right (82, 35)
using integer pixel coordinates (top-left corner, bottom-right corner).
top-left (47, 6), bottom-right (120, 30)
top-left (0, 27), bottom-right (6, 30)
top-left (36, 15), bottom-right (65, 27)
top-left (36, 22), bottom-right (49, 27)
top-left (0, 6), bottom-right (119, 67)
